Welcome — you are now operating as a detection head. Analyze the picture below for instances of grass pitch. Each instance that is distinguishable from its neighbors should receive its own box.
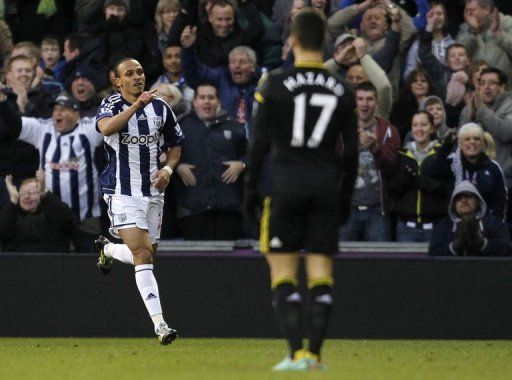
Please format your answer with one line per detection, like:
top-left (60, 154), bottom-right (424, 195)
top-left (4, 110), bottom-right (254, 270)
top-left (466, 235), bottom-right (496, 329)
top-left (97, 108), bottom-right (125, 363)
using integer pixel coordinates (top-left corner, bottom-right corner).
top-left (1, 338), bottom-right (511, 380)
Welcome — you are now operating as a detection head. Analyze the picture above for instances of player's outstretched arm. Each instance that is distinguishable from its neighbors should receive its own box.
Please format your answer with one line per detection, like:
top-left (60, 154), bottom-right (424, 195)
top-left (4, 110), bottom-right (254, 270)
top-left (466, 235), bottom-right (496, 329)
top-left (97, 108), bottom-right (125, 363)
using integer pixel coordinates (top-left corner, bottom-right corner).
top-left (98, 89), bottom-right (158, 136)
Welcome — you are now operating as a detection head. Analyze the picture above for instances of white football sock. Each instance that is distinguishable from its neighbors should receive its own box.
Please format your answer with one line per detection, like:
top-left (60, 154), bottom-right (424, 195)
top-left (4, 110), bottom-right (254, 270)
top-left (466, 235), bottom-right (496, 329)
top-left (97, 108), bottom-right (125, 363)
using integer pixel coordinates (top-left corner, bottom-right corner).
top-left (104, 243), bottom-right (134, 265)
top-left (135, 264), bottom-right (163, 322)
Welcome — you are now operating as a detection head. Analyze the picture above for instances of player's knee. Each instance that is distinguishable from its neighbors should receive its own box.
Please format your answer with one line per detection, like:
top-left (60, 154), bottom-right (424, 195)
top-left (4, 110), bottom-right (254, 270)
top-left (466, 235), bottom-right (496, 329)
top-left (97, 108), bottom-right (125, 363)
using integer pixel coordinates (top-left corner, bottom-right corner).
top-left (132, 246), bottom-right (153, 264)
top-left (272, 278), bottom-right (301, 305)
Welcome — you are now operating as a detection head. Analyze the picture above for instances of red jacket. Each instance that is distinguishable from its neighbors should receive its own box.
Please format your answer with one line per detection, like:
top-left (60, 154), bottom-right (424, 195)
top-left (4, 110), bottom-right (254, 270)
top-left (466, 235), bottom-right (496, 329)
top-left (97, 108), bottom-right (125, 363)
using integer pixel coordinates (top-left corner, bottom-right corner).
top-left (373, 117), bottom-right (401, 214)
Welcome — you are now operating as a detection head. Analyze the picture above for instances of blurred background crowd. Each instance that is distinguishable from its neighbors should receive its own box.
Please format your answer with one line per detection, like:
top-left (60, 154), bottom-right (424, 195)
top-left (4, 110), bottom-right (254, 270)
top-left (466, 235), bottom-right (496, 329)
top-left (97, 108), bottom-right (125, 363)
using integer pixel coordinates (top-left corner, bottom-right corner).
top-left (0, 0), bottom-right (511, 256)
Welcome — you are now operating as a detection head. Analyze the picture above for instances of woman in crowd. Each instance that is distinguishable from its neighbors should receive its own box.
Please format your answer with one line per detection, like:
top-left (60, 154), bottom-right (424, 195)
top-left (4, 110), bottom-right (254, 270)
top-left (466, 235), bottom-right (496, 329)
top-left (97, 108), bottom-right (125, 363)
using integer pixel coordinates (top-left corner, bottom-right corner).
top-left (390, 68), bottom-right (436, 142)
top-left (155, 0), bottom-right (181, 53)
top-left (389, 111), bottom-right (448, 242)
top-left (424, 123), bottom-right (507, 221)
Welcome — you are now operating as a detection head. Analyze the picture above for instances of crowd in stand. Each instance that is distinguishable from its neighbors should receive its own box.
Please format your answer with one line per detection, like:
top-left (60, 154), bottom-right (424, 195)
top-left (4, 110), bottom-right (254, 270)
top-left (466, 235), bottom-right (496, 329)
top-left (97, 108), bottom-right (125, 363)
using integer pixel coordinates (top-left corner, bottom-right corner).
top-left (0, 0), bottom-right (512, 256)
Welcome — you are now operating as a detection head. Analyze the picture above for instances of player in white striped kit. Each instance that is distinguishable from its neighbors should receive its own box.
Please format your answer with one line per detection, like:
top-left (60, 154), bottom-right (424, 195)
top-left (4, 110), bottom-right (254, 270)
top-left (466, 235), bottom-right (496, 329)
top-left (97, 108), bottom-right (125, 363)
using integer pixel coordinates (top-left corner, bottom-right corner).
top-left (95, 58), bottom-right (184, 345)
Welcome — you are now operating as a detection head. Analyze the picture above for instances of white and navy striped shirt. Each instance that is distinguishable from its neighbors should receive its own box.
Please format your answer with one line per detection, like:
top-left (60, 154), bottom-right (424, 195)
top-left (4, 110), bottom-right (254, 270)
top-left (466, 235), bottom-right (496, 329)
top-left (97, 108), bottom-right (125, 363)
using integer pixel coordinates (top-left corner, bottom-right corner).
top-left (19, 116), bottom-right (103, 221)
top-left (96, 93), bottom-right (184, 197)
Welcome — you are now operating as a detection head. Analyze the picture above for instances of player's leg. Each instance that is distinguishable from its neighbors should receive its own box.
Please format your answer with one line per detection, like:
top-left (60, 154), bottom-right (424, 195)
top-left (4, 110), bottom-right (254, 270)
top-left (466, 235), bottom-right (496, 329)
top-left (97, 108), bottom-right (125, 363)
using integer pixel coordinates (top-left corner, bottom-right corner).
top-left (96, 194), bottom-right (135, 274)
top-left (267, 253), bottom-right (302, 362)
top-left (119, 227), bottom-right (176, 344)
top-left (301, 191), bottom-right (338, 368)
top-left (261, 194), bottom-right (308, 370)
top-left (304, 254), bottom-right (333, 367)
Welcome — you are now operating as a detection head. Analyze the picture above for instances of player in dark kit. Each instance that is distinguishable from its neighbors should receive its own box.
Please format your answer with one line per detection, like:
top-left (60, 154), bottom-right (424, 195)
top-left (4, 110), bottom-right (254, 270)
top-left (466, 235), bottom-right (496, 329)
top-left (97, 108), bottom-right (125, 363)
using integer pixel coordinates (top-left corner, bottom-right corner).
top-left (244, 8), bottom-right (359, 371)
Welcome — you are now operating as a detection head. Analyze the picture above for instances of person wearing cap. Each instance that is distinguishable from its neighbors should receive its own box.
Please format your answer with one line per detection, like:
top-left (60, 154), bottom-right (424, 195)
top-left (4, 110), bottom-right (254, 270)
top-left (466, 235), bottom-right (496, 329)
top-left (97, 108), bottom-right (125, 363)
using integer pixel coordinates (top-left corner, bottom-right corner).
top-left (0, 90), bottom-right (104, 253)
top-left (327, 0), bottom-right (416, 98)
top-left (67, 67), bottom-right (102, 118)
top-left (325, 34), bottom-right (393, 119)
top-left (429, 180), bottom-right (511, 256)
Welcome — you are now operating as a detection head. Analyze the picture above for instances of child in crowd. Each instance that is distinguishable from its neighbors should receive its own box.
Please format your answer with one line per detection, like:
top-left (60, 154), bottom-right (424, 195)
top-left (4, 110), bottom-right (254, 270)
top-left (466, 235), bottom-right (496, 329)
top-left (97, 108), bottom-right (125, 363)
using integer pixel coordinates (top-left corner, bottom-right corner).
top-left (39, 36), bottom-right (66, 80)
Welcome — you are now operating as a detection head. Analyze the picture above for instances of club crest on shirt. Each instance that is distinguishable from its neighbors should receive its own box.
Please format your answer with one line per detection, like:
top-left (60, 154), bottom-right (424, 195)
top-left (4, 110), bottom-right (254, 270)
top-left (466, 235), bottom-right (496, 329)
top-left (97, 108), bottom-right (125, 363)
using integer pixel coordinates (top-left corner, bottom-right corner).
top-left (117, 213), bottom-right (127, 223)
top-left (224, 130), bottom-right (232, 140)
top-left (152, 116), bottom-right (163, 129)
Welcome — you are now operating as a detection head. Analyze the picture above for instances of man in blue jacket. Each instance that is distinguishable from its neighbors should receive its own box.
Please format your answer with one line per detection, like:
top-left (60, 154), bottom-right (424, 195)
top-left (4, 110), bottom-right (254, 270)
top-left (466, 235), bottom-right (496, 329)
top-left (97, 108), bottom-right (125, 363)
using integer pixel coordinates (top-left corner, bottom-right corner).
top-left (175, 82), bottom-right (247, 239)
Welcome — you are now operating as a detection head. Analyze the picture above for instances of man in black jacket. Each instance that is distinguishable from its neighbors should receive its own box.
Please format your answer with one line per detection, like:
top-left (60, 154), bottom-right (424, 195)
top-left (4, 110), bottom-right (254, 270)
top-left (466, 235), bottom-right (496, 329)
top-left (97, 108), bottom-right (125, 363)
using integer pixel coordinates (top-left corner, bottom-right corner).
top-left (175, 82), bottom-right (247, 239)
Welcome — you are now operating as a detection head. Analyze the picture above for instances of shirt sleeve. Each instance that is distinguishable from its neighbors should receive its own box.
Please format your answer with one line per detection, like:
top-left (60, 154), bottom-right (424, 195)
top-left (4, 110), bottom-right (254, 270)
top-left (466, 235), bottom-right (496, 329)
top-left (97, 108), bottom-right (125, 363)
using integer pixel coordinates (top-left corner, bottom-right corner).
top-left (95, 94), bottom-right (122, 132)
top-left (162, 103), bottom-right (184, 148)
top-left (18, 117), bottom-right (46, 147)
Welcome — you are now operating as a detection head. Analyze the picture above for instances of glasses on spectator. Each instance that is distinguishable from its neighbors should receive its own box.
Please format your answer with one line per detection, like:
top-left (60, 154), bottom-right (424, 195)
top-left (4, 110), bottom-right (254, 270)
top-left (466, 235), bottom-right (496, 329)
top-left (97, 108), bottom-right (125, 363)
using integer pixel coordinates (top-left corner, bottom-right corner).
top-left (479, 80), bottom-right (501, 87)
top-left (19, 190), bottom-right (41, 197)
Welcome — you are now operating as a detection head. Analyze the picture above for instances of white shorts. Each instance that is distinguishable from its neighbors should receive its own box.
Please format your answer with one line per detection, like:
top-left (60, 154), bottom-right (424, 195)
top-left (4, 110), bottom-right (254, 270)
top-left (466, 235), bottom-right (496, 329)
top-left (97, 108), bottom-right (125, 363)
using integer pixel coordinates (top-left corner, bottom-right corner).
top-left (104, 193), bottom-right (164, 244)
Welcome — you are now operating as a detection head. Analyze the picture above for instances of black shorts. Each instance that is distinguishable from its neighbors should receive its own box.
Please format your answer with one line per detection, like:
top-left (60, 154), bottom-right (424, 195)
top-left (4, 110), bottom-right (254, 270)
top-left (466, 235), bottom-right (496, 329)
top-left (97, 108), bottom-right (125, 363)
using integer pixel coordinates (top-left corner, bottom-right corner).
top-left (259, 191), bottom-right (339, 256)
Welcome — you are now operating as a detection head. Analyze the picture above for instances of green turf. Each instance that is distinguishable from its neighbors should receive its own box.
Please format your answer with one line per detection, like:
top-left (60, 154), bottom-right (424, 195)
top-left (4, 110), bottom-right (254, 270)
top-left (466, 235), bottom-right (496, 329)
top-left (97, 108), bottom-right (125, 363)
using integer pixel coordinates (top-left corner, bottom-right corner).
top-left (1, 338), bottom-right (511, 380)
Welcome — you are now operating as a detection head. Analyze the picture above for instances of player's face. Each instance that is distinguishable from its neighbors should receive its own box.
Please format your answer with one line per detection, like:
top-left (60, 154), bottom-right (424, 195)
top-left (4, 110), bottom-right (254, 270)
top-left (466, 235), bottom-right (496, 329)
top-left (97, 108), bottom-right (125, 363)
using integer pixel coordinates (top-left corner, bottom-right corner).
top-left (356, 90), bottom-right (378, 122)
top-left (71, 77), bottom-right (95, 102)
top-left (459, 132), bottom-right (484, 160)
top-left (117, 60), bottom-right (145, 98)
top-left (454, 193), bottom-right (479, 217)
top-left (193, 85), bottom-right (219, 120)
top-left (208, 5), bottom-right (234, 37)
top-left (53, 104), bottom-right (79, 134)
top-left (7, 59), bottom-right (34, 90)
top-left (41, 43), bottom-right (60, 68)
top-left (446, 47), bottom-right (468, 72)
top-left (479, 72), bottom-right (504, 105)
top-left (163, 46), bottom-right (182, 75)
top-left (229, 52), bottom-right (254, 85)
top-left (18, 180), bottom-right (42, 213)
top-left (411, 113), bottom-right (433, 146)
top-left (425, 103), bottom-right (443, 127)
top-left (346, 65), bottom-right (367, 88)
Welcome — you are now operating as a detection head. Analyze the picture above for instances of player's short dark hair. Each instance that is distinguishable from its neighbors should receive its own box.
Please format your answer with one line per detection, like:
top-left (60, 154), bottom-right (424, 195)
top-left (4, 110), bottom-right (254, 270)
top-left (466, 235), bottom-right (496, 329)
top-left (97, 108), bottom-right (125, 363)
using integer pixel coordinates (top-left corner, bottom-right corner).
top-left (113, 58), bottom-right (138, 78)
top-left (480, 67), bottom-right (507, 86)
top-left (290, 8), bottom-right (326, 51)
top-left (355, 81), bottom-right (378, 97)
top-left (194, 82), bottom-right (219, 98)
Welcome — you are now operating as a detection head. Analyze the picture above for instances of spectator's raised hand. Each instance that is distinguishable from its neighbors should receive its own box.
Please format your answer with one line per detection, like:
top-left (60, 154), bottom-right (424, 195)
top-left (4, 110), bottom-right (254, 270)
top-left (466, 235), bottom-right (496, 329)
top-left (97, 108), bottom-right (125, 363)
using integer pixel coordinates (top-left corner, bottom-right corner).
top-left (490, 7), bottom-right (500, 36)
top-left (180, 26), bottom-right (197, 49)
top-left (5, 175), bottom-right (19, 205)
top-left (425, 9), bottom-right (435, 32)
top-left (35, 170), bottom-right (47, 197)
top-left (177, 163), bottom-right (197, 186)
top-left (221, 161), bottom-right (245, 184)
top-left (352, 38), bottom-right (367, 60)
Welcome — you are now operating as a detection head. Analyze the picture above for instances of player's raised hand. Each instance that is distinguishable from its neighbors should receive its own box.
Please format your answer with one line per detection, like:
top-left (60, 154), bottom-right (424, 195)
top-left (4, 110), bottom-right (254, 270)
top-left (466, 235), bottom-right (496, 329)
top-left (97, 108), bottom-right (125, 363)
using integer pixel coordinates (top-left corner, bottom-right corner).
top-left (136, 88), bottom-right (158, 108)
top-left (176, 163), bottom-right (197, 186)
top-left (221, 161), bottom-right (245, 184)
top-left (180, 26), bottom-right (197, 49)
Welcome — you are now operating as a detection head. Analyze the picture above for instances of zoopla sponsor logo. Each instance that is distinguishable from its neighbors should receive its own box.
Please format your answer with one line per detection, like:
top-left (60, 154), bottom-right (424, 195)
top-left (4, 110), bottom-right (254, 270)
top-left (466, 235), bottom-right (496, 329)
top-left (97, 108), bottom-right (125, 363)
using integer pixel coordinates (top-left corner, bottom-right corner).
top-left (121, 132), bottom-right (160, 146)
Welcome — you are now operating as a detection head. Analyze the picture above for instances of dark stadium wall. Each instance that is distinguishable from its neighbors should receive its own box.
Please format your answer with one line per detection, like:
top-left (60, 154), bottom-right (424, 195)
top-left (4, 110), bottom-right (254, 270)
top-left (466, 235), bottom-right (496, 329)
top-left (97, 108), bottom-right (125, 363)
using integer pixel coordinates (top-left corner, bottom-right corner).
top-left (1, 252), bottom-right (512, 339)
